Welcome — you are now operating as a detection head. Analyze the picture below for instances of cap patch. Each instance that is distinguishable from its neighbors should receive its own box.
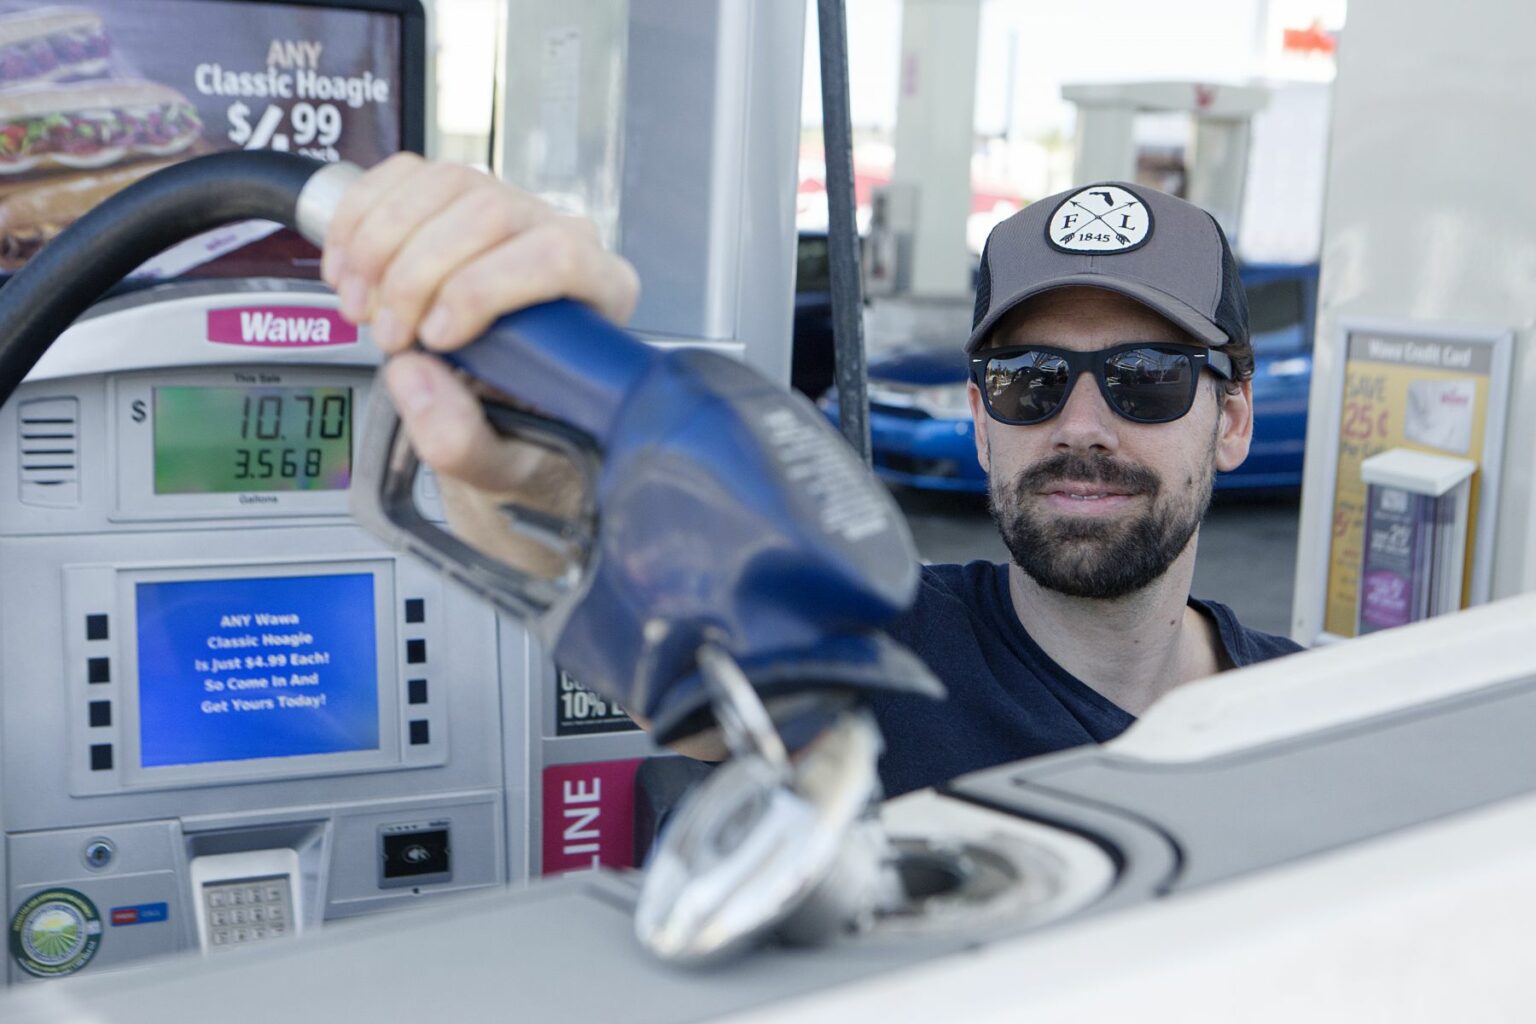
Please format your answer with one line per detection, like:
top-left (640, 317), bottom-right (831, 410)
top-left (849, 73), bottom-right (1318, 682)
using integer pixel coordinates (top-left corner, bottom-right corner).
top-left (1045, 185), bottom-right (1152, 254)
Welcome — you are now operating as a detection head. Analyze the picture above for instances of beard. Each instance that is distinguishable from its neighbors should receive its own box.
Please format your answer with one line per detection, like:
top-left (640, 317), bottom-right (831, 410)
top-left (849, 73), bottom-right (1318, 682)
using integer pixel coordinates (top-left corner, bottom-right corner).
top-left (989, 441), bottom-right (1216, 600)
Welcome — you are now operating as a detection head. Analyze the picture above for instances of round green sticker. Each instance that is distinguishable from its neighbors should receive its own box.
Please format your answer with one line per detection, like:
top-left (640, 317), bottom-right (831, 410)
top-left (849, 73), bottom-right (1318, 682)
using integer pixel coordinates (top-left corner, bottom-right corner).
top-left (9, 888), bottom-right (102, 978)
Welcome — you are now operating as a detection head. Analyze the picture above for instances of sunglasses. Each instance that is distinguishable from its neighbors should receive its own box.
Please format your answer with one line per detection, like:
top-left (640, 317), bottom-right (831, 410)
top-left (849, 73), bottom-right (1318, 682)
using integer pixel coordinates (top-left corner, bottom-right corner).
top-left (970, 342), bottom-right (1234, 426)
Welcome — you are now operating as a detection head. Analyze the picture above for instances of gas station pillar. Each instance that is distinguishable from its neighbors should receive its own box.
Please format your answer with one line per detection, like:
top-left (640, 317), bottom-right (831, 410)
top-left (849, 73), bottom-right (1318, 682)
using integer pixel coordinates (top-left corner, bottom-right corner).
top-left (1060, 82), bottom-right (1268, 244)
top-left (890, 0), bottom-right (981, 299)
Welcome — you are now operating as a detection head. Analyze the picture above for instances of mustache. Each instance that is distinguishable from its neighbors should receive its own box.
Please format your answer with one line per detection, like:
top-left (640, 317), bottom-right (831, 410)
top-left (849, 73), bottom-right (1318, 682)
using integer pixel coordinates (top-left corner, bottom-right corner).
top-left (1013, 452), bottom-right (1161, 496)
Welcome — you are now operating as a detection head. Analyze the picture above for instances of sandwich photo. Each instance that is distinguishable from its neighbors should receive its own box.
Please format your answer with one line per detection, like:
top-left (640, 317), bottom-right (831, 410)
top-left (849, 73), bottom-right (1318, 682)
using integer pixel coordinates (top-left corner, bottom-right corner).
top-left (0, 78), bottom-right (202, 174)
top-left (0, 7), bottom-right (110, 90)
top-left (0, 157), bottom-right (170, 267)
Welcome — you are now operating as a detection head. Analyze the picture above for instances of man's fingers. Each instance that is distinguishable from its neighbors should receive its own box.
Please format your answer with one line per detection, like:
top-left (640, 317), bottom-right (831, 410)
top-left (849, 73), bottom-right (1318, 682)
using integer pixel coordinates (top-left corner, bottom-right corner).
top-left (370, 184), bottom-right (556, 354)
top-left (324, 156), bottom-right (638, 356)
top-left (321, 152), bottom-right (424, 288)
top-left (414, 219), bottom-right (641, 352)
top-left (384, 352), bottom-right (586, 497)
top-left (336, 162), bottom-right (493, 334)
top-left (383, 352), bottom-right (507, 489)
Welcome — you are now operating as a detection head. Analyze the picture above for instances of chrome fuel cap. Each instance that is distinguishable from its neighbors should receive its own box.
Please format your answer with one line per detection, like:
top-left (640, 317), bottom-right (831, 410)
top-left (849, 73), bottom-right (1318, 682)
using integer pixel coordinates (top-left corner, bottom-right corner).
top-left (635, 645), bottom-right (890, 965)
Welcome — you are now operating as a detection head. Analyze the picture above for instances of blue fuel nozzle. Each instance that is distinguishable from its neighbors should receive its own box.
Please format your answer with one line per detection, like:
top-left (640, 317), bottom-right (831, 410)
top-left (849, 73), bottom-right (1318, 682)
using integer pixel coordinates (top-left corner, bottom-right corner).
top-left (352, 297), bottom-right (943, 742)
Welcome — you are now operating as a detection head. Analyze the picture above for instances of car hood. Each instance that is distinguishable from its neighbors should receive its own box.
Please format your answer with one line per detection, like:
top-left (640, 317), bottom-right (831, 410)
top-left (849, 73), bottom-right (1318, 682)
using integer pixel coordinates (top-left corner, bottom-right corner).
top-left (867, 346), bottom-right (968, 386)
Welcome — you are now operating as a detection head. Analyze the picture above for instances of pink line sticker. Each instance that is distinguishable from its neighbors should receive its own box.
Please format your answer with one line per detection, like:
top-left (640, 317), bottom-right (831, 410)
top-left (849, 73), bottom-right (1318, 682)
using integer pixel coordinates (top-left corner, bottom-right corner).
top-left (541, 758), bottom-right (645, 875)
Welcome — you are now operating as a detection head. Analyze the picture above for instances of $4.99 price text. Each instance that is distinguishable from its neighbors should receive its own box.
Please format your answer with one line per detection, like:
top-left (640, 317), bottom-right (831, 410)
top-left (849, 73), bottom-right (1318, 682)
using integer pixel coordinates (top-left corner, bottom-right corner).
top-left (227, 101), bottom-right (343, 159)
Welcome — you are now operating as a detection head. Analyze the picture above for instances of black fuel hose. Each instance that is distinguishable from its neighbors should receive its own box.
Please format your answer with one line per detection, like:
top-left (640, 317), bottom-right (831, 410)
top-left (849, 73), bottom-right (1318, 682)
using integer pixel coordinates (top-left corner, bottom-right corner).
top-left (817, 0), bottom-right (871, 466)
top-left (0, 150), bottom-right (326, 407)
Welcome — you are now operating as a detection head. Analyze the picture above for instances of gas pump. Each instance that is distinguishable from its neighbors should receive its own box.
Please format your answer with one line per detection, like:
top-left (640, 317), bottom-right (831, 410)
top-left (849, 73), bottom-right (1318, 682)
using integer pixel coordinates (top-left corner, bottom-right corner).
top-left (0, 0), bottom-right (663, 983)
top-left (0, 0), bottom-right (521, 980)
top-left (0, 275), bottom-right (524, 978)
top-left (0, 0), bottom-right (810, 984)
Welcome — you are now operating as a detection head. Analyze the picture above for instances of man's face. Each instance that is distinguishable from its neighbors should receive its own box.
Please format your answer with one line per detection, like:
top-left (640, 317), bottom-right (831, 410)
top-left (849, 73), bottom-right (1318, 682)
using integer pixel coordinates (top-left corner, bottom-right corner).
top-left (969, 287), bottom-right (1253, 600)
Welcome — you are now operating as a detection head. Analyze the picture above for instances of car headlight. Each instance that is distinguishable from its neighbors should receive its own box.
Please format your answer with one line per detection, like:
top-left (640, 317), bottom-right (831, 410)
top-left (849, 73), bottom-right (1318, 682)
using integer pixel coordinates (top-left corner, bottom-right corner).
top-left (867, 381), bottom-right (971, 420)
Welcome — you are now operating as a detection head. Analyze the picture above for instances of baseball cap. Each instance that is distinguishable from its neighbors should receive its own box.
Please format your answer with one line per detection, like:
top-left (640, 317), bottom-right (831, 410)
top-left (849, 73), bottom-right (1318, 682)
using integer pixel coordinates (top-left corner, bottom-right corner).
top-left (967, 181), bottom-right (1248, 354)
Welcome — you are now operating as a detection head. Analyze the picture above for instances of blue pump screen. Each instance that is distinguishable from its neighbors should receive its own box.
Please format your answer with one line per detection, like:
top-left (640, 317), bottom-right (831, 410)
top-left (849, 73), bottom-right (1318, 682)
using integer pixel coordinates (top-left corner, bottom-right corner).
top-left (136, 574), bottom-right (381, 767)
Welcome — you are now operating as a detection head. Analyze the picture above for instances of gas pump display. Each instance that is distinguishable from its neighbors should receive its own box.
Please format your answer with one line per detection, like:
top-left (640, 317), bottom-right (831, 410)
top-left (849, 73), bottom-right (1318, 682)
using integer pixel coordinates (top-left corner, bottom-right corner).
top-left (152, 385), bottom-right (353, 493)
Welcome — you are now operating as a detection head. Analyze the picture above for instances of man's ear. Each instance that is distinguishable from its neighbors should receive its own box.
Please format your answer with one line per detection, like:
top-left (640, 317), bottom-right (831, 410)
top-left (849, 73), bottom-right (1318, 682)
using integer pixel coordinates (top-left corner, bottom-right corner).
top-left (1214, 379), bottom-right (1254, 473)
top-left (968, 381), bottom-right (991, 471)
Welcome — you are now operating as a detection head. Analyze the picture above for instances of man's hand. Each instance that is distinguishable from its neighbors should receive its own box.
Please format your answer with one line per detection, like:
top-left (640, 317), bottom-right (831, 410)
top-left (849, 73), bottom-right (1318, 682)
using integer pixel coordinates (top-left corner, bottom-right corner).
top-left (319, 153), bottom-right (639, 492)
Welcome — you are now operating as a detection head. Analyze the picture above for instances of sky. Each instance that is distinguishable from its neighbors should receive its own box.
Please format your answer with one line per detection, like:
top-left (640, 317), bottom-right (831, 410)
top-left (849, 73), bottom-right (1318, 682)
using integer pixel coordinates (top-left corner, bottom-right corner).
top-left (432, 0), bottom-right (1346, 143)
top-left (803, 0), bottom-right (1347, 137)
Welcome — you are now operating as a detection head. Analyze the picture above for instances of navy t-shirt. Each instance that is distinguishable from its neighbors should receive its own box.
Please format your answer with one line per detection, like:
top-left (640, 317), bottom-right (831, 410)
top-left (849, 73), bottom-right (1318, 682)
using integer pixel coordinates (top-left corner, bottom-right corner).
top-left (867, 560), bottom-right (1304, 797)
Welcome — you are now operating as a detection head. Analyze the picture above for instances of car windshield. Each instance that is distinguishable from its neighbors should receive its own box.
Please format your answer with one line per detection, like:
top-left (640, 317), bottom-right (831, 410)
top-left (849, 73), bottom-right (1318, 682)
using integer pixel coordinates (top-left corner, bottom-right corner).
top-left (1245, 276), bottom-right (1307, 352)
top-left (796, 234), bottom-right (831, 294)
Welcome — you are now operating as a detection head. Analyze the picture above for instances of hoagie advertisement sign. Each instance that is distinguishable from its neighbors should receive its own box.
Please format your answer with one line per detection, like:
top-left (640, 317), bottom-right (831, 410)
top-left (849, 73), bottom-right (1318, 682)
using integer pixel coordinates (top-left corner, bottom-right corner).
top-left (0, 0), bottom-right (421, 279)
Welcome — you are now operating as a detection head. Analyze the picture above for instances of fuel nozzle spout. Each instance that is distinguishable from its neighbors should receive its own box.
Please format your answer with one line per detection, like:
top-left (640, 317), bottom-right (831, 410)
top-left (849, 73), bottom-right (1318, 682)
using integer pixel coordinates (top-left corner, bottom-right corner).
top-left (635, 642), bottom-right (903, 966)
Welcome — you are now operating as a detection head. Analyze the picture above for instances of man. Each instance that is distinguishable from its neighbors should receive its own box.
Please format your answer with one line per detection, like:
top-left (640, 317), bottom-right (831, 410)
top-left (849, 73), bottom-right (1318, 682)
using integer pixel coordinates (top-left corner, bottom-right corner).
top-left (322, 156), bottom-right (1299, 797)
top-left (866, 181), bottom-right (1301, 796)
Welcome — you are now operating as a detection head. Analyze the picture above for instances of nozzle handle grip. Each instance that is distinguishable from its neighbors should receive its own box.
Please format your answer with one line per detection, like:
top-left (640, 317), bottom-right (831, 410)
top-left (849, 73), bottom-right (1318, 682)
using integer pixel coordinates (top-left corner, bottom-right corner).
top-left (443, 299), bottom-right (655, 442)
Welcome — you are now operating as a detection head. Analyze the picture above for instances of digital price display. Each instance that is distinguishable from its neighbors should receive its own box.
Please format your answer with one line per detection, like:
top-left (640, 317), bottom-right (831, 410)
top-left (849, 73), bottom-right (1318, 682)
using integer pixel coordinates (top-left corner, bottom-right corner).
top-left (153, 386), bottom-right (351, 494)
top-left (135, 573), bottom-right (380, 767)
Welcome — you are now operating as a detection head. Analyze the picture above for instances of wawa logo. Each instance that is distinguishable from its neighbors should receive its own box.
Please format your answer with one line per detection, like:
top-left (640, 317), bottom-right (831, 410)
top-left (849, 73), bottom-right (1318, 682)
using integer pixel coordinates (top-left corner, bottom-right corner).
top-left (206, 307), bottom-right (358, 347)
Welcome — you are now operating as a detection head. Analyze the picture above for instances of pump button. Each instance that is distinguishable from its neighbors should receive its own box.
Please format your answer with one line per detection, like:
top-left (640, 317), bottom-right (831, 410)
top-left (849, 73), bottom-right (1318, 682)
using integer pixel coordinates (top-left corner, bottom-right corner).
top-left (87, 657), bottom-right (110, 684)
top-left (407, 679), bottom-right (428, 705)
top-left (404, 598), bottom-right (425, 623)
top-left (90, 744), bottom-right (113, 771)
top-left (409, 720), bottom-right (430, 745)
top-left (406, 639), bottom-right (427, 664)
top-left (86, 614), bottom-right (109, 641)
top-left (88, 701), bottom-right (111, 727)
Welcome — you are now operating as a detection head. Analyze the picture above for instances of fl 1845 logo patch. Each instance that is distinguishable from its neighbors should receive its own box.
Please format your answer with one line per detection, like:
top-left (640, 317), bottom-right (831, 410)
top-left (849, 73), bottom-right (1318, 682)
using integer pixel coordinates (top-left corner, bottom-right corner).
top-left (1046, 184), bottom-right (1152, 254)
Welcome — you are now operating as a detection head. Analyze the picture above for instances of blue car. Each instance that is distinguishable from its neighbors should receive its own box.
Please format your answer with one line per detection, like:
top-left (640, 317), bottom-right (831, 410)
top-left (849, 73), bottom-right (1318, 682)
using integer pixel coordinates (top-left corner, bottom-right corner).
top-left (820, 262), bottom-right (1319, 492)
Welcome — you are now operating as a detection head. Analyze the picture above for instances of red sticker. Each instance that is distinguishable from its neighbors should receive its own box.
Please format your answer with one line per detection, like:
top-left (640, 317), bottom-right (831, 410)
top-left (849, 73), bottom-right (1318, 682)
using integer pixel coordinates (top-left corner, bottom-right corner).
top-left (541, 759), bottom-right (644, 876)
top-left (206, 307), bottom-right (357, 347)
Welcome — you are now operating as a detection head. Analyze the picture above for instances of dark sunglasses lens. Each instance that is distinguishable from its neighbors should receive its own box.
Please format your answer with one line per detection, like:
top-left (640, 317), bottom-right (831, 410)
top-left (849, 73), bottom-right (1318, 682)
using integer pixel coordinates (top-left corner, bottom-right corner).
top-left (1103, 347), bottom-right (1198, 421)
top-left (982, 350), bottom-right (1072, 423)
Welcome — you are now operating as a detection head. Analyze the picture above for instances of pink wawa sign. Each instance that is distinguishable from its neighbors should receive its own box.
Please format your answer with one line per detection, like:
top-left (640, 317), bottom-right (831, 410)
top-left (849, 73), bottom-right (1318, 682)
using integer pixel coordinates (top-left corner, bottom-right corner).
top-left (207, 307), bottom-right (358, 347)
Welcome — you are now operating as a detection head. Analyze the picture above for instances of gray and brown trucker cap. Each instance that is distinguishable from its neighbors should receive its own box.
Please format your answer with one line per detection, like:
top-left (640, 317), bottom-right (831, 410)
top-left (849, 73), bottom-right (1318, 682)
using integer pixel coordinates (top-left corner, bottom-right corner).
top-left (967, 181), bottom-right (1248, 353)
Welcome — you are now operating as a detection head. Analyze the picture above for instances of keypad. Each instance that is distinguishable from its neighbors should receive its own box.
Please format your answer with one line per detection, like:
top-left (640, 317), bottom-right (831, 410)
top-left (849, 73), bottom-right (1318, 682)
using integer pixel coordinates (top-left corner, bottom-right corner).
top-left (203, 875), bottom-right (293, 951)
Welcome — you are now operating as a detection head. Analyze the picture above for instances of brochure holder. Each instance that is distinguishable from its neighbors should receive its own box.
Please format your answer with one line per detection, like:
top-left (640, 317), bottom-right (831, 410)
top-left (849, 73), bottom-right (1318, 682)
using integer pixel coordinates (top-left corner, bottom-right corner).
top-left (1357, 448), bottom-right (1475, 635)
